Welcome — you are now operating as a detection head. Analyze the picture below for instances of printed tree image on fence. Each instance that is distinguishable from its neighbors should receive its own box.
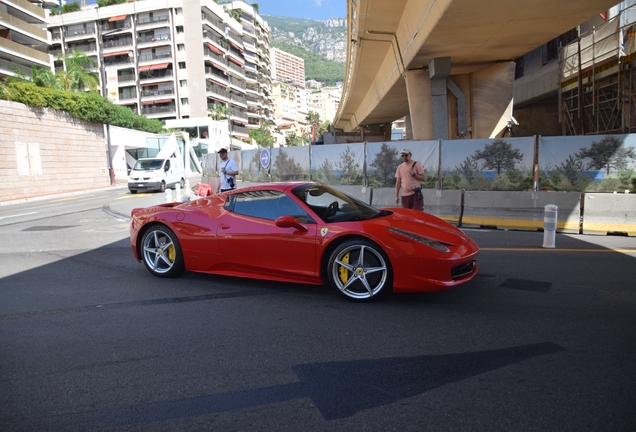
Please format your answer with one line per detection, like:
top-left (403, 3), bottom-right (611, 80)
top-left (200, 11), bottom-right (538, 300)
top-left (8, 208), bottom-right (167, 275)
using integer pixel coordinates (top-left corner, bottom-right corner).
top-left (540, 135), bottom-right (636, 192)
top-left (335, 147), bottom-right (364, 185)
top-left (240, 150), bottom-right (270, 182)
top-left (442, 138), bottom-right (534, 191)
top-left (272, 149), bottom-right (307, 181)
top-left (311, 144), bottom-right (365, 185)
top-left (368, 143), bottom-right (401, 187)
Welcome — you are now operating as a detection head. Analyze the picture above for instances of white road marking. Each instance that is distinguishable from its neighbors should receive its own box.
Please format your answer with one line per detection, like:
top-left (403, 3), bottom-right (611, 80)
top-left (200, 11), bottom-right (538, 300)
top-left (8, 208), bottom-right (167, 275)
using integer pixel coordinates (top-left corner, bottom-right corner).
top-left (0, 211), bottom-right (38, 220)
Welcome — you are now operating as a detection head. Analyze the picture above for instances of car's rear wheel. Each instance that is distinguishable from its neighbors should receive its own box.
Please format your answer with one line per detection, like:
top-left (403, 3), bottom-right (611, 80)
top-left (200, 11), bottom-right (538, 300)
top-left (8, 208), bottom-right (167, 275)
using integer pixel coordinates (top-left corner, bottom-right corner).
top-left (327, 239), bottom-right (392, 301)
top-left (141, 225), bottom-right (185, 278)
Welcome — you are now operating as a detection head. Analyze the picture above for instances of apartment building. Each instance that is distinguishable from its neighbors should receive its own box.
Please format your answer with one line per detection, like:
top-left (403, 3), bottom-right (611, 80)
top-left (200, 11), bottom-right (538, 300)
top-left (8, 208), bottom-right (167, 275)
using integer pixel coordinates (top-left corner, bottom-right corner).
top-left (270, 47), bottom-right (305, 87)
top-left (0, 0), bottom-right (52, 79)
top-left (46, 0), bottom-right (273, 139)
top-left (308, 85), bottom-right (341, 125)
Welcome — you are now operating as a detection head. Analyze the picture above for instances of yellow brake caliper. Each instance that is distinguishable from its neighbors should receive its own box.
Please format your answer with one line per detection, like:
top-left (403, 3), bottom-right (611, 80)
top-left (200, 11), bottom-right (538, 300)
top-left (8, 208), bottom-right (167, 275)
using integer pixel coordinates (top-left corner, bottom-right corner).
top-left (339, 253), bottom-right (350, 284)
top-left (167, 244), bottom-right (175, 262)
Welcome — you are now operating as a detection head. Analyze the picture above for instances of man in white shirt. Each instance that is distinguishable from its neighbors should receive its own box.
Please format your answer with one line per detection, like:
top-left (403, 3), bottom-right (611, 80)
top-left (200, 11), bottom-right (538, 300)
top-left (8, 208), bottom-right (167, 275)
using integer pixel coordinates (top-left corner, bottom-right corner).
top-left (218, 148), bottom-right (238, 192)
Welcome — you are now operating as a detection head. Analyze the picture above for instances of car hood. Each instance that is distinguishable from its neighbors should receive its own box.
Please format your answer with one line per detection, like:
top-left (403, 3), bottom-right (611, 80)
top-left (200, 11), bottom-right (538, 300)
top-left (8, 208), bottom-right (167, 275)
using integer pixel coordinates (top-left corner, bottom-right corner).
top-left (376, 208), bottom-right (472, 246)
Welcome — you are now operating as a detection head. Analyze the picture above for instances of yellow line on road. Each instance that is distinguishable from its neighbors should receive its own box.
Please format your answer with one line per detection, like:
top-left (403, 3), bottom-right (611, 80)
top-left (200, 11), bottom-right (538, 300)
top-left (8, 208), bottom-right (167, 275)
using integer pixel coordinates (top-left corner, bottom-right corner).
top-left (115, 194), bottom-right (152, 200)
top-left (48, 195), bottom-right (95, 202)
top-left (481, 248), bottom-right (636, 253)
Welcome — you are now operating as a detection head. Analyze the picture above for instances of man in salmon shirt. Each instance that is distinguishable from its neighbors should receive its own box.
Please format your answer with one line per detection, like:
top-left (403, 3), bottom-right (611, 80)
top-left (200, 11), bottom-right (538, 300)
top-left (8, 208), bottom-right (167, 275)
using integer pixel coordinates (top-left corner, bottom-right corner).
top-left (394, 148), bottom-right (425, 210)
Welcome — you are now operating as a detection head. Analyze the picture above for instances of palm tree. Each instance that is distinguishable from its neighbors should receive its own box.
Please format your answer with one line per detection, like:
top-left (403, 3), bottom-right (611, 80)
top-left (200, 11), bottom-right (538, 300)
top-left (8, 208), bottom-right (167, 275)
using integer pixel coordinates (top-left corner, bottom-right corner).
top-left (209, 103), bottom-right (229, 120)
top-left (58, 50), bottom-right (99, 92)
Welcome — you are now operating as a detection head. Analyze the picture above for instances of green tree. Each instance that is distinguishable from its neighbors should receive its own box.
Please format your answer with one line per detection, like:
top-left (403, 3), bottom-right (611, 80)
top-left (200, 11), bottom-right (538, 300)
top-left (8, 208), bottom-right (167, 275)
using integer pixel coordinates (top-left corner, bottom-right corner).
top-left (472, 139), bottom-right (523, 175)
top-left (314, 158), bottom-right (337, 184)
top-left (249, 125), bottom-right (274, 148)
top-left (369, 143), bottom-right (400, 187)
top-left (576, 136), bottom-right (636, 175)
top-left (209, 103), bottom-right (228, 120)
top-left (285, 132), bottom-right (303, 146)
top-left (61, 1), bottom-right (80, 13)
top-left (58, 50), bottom-right (99, 92)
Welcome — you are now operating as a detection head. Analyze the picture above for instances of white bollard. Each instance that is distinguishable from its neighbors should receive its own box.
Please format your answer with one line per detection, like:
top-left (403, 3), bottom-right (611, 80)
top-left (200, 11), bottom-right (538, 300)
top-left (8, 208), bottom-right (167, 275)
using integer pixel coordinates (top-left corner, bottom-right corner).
top-left (175, 184), bottom-right (182, 202)
top-left (185, 179), bottom-right (191, 193)
top-left (542, 204), bottom-right (558, 248)
top-left (165, 188), bottom-right (173, 203)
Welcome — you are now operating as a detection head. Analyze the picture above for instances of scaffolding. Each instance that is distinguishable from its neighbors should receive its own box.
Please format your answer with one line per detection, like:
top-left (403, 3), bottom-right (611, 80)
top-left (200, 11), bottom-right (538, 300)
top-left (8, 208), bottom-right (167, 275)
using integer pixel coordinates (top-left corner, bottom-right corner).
top-left (559, 4), bottom-right (636, 135)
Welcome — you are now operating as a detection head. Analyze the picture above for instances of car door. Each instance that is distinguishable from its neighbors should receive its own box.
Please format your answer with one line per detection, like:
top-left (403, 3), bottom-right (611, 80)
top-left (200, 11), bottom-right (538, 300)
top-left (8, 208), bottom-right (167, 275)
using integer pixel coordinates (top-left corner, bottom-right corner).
top-left (215, 189), bottom-right (318, 281)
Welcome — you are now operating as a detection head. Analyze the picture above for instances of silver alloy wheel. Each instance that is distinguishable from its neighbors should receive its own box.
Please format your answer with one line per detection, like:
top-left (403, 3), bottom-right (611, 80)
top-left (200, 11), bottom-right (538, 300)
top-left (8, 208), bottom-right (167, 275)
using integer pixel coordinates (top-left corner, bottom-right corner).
top-left (330, 243), bottom-right (388, 300)
top-left (142, 228), bottom-right (177, 274)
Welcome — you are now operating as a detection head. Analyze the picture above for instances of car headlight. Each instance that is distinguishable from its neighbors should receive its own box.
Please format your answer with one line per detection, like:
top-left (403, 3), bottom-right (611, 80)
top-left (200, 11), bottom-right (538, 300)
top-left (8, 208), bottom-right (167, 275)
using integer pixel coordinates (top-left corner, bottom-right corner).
top-left (388, 228), bottom-right (451, 253)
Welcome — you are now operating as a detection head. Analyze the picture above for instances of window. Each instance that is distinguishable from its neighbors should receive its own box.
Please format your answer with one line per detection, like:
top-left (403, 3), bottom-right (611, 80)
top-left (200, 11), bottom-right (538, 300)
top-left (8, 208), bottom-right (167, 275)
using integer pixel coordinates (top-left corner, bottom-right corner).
top-left (178, 44), bottom-right (185, 51)
top-left (176, 26), bottom-right (184, 34)
top-left (180, 80), bottom-right (187, 87)
top-left (179, 62), bottom-right (186, 69)
top-left (229, 190), bottom-right (311, 222)
top-left (181, 98), bottom-right (188, 105)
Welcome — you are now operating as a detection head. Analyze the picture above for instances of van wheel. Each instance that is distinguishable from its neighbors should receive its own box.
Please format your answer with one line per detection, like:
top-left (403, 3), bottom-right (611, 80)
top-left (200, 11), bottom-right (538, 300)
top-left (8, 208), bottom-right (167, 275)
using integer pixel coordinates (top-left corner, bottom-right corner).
top-left (130, 190), bottom-right (137, 194)
top-left (180, 178), bottom-right (185, 188)
top-left (159, 181), bottom-right (166, 192)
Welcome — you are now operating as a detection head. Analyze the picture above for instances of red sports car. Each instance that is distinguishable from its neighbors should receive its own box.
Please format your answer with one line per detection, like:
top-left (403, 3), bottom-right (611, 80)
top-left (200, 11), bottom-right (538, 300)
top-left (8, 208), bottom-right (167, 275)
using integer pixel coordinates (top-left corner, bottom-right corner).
top-left (130, 182), bottom-right (478, 301)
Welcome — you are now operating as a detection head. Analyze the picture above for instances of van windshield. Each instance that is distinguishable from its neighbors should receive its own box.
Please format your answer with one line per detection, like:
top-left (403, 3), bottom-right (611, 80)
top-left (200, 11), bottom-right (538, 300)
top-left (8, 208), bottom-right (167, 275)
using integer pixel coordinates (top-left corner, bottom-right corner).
top-left (134, 159), bottom-right (164, 170)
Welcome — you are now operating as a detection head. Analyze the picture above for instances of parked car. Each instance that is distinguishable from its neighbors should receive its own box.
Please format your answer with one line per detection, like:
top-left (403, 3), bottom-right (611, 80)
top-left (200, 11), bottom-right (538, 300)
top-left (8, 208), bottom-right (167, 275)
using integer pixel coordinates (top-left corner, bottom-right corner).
top-left (128, 157), bottom-right (185, 194)
top-left (129, 182), bottom-right (478, 301)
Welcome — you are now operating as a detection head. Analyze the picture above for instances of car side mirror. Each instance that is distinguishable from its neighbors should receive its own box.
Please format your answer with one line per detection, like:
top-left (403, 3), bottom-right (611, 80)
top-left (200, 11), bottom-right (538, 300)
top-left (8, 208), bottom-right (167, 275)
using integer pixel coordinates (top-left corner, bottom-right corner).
top-left (275, 215), bottom-right (308, 232)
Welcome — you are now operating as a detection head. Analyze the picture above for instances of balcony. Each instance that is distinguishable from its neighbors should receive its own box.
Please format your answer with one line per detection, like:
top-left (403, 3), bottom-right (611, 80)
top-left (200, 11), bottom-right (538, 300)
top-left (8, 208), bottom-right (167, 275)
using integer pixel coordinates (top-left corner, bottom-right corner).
top-left (139, 67), bottom-right (173, 85)
top-left (141, 87), bottom-right (174, 97)
top-left (227, 61), bottom-right (245, 78)
top-left (118, 72), bottom-right (136, 83)
top-left (100, 22), bottom-right (131, 32)
top-left (139, 52), bottom-right (172, 62)
top-left (103, 37), bottom-right (133, 49)
top-left (141, 103), bottom-right (175, 115)
top-left (228, 75), bottom-right (245, 91)
top-left (138, 33), bottom-right (171, 45)
top-left (206, 82), bottom-right (229, 102)
top-left (205, 66), bottom-right (228, 84)
top-left (65, 28), bottom-right (96, 42)
top-left (67, 43), bottom-right (97, 54)
top-left (138, 15), bottom-right (169, 25)
top-left (231, 124), bottom-right (249, 136)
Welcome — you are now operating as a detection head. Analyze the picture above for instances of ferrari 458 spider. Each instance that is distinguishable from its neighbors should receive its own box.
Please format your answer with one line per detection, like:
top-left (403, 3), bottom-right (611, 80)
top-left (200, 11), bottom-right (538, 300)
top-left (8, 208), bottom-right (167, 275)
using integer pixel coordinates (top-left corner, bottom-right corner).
top-left (130, 182), bottom-right (478, 301)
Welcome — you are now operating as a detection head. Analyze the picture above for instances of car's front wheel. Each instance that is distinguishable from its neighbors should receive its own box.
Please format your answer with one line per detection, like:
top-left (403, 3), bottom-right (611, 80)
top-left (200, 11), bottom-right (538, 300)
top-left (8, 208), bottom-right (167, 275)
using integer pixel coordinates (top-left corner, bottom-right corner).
top-left (140, 225), bottom-right (185, 278)
top-left (327, 239), bottom-right (392, 301)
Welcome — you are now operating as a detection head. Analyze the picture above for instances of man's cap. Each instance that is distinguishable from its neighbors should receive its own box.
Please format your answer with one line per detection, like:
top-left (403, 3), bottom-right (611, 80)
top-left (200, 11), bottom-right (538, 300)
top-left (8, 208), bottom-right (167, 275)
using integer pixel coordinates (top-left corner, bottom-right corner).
top-left (400, 148), bottom-right (412, 155)
top-left (217, 148), bottom-right (228, 153)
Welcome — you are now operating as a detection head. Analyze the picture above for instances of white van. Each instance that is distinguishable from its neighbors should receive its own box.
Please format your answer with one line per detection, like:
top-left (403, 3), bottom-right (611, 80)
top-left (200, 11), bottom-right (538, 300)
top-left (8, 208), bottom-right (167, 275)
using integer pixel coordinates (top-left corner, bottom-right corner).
top-left (128, 157), bottom-right (185, 194)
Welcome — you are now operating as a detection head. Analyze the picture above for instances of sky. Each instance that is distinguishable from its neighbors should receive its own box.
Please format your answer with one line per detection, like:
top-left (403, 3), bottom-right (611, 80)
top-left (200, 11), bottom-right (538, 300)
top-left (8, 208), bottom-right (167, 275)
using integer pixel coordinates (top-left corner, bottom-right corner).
top-left (254, 0), bottom-right (346, 20)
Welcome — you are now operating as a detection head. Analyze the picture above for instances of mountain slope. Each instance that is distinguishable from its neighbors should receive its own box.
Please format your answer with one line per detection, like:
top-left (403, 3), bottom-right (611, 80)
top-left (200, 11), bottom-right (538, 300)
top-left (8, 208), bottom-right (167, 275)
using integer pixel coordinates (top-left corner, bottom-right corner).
top-left (263, 15), bottom-right (346, 84)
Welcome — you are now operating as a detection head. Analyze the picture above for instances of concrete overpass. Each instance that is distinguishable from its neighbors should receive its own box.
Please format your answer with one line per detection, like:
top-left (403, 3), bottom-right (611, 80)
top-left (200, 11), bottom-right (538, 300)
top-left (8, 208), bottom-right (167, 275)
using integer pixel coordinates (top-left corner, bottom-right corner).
top-left (334, 0), bottom-right (618, 140)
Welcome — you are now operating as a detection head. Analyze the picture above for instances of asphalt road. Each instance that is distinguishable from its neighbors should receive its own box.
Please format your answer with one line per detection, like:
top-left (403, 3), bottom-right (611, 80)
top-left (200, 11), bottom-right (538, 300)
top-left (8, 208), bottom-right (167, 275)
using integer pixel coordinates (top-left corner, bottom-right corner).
top-left (1, 187), bottom-right (635, 431)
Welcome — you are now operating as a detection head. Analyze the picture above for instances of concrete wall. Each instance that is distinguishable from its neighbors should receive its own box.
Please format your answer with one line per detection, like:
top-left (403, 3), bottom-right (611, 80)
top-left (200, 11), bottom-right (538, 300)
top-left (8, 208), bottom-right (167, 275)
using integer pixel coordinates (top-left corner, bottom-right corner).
top-left (583, 193), bottom-right (636, 235)
top-left (0, 100), bottom-right (110, 203)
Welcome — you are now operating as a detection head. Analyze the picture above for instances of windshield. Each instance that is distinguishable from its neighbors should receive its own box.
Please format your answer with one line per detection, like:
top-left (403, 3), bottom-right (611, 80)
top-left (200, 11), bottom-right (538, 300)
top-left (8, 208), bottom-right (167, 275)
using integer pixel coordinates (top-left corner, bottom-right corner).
top-left (133, 159), bottom-right (164, 170)
top-left (292, 184), bottom-right (390, 223)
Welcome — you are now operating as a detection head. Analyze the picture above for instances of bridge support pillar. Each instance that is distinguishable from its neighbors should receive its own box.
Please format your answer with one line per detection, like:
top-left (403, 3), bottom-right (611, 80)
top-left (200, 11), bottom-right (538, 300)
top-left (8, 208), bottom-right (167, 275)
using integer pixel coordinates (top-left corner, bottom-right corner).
top-left (405, 69), bottom-right (433, 140)
top-left (405, 60), bottom-right (515, 139)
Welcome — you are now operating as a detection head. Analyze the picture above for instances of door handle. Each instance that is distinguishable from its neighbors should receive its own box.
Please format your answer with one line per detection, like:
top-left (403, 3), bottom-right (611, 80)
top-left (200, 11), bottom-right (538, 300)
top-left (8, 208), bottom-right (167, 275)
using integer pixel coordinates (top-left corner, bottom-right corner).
top-left (220, 223), bottom-right (230, 229)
